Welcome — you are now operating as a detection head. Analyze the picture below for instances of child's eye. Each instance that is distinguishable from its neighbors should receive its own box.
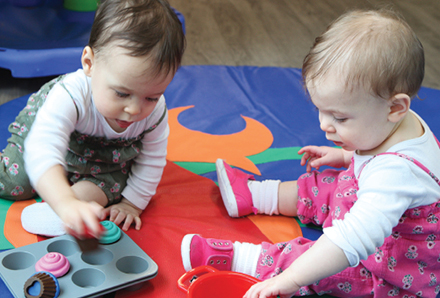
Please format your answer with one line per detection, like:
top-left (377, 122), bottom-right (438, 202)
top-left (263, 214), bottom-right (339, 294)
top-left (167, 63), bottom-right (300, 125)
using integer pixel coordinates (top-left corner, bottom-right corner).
top-left (115, 91), bottom-right (129, 98)
top-left (146, 97), bottom-right (159, 102)
top-left (333, 117), bottom-right (347, 123)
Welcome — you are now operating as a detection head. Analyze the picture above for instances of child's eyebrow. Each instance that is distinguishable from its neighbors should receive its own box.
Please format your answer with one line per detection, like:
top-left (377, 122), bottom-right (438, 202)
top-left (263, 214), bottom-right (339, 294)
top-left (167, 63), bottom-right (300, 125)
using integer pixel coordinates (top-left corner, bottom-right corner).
top-left (110, 84), bottom-right (129, 92)
top-left (311, 102), bottom-right (346, 115)
top-left (146, 92), bottom-right (165, 98)
top-left (111, 85), bottom-right (165, 97)
top-left (323, 108), bottom-right (346, 114)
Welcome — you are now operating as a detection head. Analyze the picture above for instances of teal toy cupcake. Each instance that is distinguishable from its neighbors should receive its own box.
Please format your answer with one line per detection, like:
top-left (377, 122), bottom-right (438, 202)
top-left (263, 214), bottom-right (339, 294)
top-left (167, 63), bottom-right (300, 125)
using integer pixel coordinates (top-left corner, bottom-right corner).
top-left (99, 221), bottom-right (122, 244)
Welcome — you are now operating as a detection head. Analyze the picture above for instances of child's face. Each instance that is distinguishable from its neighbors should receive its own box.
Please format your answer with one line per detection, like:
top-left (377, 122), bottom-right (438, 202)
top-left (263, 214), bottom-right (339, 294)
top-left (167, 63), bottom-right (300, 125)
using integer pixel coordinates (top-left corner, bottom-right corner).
top-left (307, 75), bottom-right (396, 155)
top-left (82, 46), bottom-right (174, 132)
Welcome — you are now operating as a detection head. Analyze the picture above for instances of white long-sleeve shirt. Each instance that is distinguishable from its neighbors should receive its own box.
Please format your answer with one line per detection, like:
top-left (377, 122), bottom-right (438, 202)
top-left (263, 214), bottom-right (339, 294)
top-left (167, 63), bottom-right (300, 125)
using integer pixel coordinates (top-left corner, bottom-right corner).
top-left (24, 69), bottom-right (169, 210)
top-left (324, 111), bottom-right (440, 266)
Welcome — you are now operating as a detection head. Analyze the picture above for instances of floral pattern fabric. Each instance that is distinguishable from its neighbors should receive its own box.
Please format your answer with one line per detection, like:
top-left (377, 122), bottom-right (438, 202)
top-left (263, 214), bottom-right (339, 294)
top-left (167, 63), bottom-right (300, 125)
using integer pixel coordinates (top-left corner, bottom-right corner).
top-left (255, 152), bottom-right (440, 298)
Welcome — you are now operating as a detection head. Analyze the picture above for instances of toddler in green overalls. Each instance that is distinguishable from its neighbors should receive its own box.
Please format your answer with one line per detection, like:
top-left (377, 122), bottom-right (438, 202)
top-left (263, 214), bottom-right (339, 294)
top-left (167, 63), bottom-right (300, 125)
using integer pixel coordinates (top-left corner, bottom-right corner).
top-left (0, 0), bottom-right (185, 238)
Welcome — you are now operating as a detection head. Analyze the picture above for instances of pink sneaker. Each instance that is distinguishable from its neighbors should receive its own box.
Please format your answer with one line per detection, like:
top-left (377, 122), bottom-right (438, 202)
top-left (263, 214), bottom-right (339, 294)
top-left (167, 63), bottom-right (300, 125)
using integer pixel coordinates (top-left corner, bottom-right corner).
top-left (215, 159), bottom-right (257, 217)
top-left (181, 234), bottom-right (234, 272)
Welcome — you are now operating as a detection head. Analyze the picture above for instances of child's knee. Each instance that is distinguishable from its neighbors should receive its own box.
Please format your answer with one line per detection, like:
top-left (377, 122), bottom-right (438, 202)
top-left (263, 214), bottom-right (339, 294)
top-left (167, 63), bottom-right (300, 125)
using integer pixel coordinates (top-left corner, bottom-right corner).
top-left (0, 169), bottom-right (34, 201)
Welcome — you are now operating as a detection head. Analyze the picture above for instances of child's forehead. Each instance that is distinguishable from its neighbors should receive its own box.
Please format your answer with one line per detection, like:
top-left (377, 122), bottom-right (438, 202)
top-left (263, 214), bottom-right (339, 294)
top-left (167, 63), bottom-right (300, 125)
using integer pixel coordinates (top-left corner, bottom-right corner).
top-left (98, 45), bottom-right (153, 72)
top-left (306, 71), bottom-right (346, 96)
top-left (306, 73), bottom-right (376, 107)
top-left (102, 43), bottom-right (173, 78)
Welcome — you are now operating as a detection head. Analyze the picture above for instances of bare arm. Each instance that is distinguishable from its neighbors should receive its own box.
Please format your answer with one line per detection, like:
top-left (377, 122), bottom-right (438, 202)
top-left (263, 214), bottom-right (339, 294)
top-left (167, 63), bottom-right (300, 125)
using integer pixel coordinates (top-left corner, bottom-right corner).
top-left (36, 165), bottom-right (103, 237)
top-left (244, 235), bottom-right (349, 298)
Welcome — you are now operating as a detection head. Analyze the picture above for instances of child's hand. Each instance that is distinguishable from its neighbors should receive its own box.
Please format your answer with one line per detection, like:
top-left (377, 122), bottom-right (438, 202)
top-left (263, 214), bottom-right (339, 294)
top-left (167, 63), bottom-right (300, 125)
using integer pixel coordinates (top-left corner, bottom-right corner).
top-left (244, 273), bottom-right (300, 298)
top-left (101, 198), bottom-right (142, 231)
top-left (298, 146), bottom-right (350, 172)
top-left (58, 199), bottom-right (104, 238)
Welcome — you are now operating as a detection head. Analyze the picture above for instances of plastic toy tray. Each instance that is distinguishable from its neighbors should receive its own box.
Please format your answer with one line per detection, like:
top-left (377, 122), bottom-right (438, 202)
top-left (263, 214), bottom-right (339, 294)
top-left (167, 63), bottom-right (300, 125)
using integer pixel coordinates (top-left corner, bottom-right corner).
top-left (0, 232), bottom-right (158, 297)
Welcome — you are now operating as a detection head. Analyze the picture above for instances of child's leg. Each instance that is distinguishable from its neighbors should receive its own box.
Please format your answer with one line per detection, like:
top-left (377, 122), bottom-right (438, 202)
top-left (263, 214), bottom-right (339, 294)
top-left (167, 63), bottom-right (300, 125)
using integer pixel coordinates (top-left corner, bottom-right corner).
top-left (181, 234), bottom-right (262, 277)
top-left (277, 181), bottom-right (298, 217)
top-left (216, 159), bottom-right (299, 217)
top-left (70, 180), bottom-right (108, 206)
top-left (181, 234), bottom-right (375, 297)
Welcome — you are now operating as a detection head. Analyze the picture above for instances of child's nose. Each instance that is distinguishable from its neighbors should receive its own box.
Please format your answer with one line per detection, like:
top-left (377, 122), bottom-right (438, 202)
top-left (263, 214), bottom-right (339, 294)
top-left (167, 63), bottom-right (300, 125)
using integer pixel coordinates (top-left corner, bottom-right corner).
top-left (124, 101), bottom-right (141, 115)
top-left (319, 116), bottom-right (335, 133)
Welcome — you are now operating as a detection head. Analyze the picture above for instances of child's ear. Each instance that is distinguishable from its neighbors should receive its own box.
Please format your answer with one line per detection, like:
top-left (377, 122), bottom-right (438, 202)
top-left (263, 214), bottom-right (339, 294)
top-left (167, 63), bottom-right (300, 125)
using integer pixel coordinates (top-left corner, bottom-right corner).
top-left (388, 93), bottom-right (411, 123)
top-left (81, 46), bottom-right (95, 77)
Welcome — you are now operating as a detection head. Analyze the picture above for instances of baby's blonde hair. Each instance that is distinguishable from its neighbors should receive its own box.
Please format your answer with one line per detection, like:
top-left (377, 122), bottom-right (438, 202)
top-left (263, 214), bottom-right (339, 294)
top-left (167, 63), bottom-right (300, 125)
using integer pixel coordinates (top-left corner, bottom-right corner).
top-left (302, 9), bottom-right (424, 99)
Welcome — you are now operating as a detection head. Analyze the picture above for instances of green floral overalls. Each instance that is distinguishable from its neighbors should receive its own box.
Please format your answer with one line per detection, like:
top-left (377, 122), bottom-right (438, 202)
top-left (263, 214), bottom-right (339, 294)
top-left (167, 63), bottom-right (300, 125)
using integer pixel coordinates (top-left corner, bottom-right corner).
top-left (0, 75), bottom-right (166, 206)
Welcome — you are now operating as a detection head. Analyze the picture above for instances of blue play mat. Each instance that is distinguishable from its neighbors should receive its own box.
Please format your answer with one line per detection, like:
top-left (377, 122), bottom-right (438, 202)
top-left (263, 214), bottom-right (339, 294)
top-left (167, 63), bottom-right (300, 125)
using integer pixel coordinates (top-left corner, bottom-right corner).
top-left (0, 0), bottom-right (185, 78)
top-left (1, 65), bottom-right (440, 297)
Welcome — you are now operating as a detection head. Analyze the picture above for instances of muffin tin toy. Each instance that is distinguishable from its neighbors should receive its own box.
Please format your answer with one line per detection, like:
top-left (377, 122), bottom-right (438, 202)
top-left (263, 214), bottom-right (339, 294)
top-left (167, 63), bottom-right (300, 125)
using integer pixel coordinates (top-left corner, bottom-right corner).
top-left (0, 221), bottom-right (158, 297)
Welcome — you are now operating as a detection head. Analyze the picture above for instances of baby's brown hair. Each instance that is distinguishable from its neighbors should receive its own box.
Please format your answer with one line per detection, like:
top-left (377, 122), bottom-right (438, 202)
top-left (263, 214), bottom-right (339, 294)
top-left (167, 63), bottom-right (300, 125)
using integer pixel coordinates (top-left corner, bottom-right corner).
top-left (89, 0), bottom-right (186, 76)
top-left (302, 9), bottom-right (424, 99)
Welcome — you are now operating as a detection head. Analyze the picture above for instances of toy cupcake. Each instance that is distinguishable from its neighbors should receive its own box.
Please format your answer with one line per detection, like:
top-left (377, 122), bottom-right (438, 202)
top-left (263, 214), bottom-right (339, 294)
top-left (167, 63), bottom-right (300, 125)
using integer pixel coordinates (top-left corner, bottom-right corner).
top-left (99, 220), bottom-right (122, 244)
top-left (35, 252), bottom-right (70, 278)
top-left (23, 271), bottom-right (60, 298)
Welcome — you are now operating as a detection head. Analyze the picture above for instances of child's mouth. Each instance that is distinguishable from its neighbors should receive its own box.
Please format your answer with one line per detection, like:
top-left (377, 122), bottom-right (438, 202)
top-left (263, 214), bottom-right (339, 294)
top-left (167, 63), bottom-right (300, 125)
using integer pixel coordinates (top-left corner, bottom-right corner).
top-left (116, 120), bottom-right (133, 128)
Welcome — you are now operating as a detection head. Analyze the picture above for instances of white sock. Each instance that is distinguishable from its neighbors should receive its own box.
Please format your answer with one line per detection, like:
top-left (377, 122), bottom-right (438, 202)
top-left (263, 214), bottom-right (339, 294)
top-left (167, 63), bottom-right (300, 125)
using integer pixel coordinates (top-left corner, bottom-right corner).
top-left (248, 180), bottom-right (280, 215)
top-left (232, 241), bottom-right (261, 277)
top-left (21, 202), bottom-right (66, 237)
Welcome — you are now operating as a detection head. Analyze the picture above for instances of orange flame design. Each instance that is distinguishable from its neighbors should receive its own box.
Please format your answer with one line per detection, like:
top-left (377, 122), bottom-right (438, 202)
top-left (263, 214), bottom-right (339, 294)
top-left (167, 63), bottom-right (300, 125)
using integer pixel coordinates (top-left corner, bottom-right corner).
top-left (4, 200), bottom-right (38, 247)
top-left (167, 106), bottom-right (273, 175)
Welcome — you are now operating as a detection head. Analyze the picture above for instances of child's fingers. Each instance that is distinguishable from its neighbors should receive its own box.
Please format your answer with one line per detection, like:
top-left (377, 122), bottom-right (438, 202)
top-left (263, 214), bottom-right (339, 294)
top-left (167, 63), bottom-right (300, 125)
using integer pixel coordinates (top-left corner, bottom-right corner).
top-left (83, 214), bottom-right (102, 237)
top-left (306, 162), bottom-right (312, 173)
top-left (64, 225), bottom-right (75, 236)
top-left (297, 145), bottom-right (314, 154)
top-left (72, 202), bottom-right (104, 237)
top-left (89, 201), bottom-right (104, 217)
top-left (99, 208), bottom-right (109, 220)
top-left (121, 214), bottom-right (142, 231)
top-left (300, 152), bottom-right (309, 166)
top-left (71, 216), bottom-right (86, 236)
top-left (121, 215), bottom-right (133, 231)
top-left (100, 204), bottom-right (141, 231)
top-left (107, 208), bottom-right (117, 222)
top-left (134, 216), bottom-right (142, 230)
top-left (306, 157), bottom-right (316, 172)
top-left (109, 208), bottom-right (123, 225)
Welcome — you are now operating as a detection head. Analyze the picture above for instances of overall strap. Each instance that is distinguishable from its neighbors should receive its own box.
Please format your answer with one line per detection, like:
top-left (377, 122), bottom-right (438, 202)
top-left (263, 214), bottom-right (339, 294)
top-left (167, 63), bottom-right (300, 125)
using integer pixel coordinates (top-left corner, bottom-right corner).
top-left (59, 79), bottom-right (80, 122)
top-left (360, 151), bottom-right (440, 187)
top-left (144, 104), bottom-right (167, 134)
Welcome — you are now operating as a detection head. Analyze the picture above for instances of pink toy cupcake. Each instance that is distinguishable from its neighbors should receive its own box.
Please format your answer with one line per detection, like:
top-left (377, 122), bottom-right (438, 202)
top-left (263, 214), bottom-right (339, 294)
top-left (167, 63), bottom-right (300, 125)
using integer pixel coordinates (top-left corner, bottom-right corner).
top-left (35, 252), bottom-right (70, 278)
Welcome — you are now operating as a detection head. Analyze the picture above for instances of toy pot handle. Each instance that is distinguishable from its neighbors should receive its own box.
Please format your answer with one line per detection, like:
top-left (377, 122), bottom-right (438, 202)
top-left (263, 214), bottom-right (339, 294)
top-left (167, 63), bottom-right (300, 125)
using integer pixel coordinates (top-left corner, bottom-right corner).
top-left (177, 265), bottom-right (218, 293)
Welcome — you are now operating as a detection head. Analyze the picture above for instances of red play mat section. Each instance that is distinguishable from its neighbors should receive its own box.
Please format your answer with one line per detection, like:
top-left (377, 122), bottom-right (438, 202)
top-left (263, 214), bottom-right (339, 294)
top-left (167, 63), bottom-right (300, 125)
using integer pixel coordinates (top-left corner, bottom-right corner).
top-left (1, 160), bottom-right (302, 297)
top-left (114, 160), bottom-right (271, 297)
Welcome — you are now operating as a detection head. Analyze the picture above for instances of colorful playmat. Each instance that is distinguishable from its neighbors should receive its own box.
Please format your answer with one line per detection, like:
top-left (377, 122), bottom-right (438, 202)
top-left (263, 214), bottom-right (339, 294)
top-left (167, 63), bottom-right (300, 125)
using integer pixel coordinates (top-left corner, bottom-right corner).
top-left (1, 65), bottom-right (440, 297)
